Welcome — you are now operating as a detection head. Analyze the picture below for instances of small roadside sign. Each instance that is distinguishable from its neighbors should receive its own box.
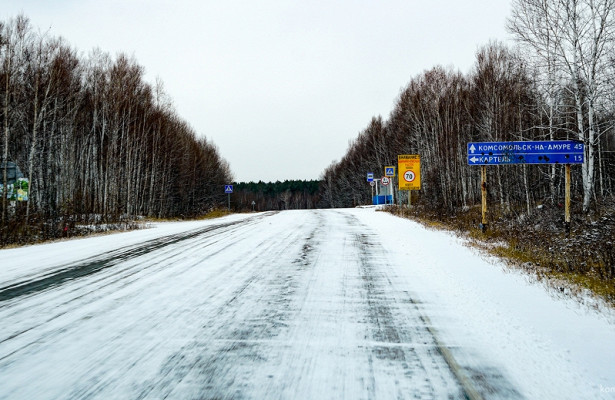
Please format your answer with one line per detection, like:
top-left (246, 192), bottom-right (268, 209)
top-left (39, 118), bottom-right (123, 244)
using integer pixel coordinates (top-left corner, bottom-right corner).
top-left (367, 172), bottom-right (374, 182)
top-left (381, 177), bottom-right (390, 186)
top-left (398, 155), bottom-right (421, 190)
top-left (224, 185), bottom-right (233, 193)
top-left (384, 166), bottom-right (395, 177)
top-left (370, 181), bottom-right (376, 187)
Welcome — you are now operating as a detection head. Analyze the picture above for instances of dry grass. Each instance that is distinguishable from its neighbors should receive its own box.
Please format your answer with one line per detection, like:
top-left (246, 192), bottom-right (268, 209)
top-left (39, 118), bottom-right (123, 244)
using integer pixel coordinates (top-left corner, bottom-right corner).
top-left (197, 209), bottom-right (233, 220)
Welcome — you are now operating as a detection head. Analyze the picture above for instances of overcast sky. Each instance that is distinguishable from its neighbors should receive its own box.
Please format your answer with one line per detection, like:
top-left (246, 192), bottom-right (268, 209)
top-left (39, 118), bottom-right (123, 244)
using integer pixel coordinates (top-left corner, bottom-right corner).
top-left (2, 0), bottom-right (512, 182)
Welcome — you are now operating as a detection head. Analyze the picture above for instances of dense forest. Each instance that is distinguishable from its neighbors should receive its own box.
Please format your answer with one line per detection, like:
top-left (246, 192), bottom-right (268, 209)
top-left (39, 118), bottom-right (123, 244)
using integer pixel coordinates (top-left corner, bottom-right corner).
top-left (0, 15), bottom-right (233, 244)
top-left (320, 0), bottom-right (615, 216)
top-left (232, 180), bottom-right (323, 211)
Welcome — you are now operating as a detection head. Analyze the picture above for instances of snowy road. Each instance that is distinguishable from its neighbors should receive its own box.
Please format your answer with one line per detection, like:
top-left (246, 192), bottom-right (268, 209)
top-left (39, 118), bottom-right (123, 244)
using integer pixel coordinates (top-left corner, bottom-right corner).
top-left (1, 209), bottom-right (614, 399)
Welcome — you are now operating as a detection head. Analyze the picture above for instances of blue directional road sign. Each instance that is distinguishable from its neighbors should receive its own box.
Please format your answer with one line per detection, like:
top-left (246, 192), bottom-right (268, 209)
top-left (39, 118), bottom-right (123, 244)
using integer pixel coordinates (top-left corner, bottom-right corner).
top-left (224, 185), bottom-right (233, 193)
top-left (467, 140), bottom-right (584, 165)
top-left (367, 172), bottom-right (374, 182)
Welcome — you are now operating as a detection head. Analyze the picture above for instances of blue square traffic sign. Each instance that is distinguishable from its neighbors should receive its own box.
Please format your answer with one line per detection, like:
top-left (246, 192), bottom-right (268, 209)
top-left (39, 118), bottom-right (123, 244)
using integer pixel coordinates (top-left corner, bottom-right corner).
top-left (224, 185), bottom-right (233, 193)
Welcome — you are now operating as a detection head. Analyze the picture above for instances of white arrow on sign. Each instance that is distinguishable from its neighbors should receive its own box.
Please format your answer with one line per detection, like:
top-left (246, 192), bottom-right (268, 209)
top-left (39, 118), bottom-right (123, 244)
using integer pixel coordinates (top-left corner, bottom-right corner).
top-left (469, 156), bottom-right (479, 163)
top-left (469, 144), bottom-right (476, 153)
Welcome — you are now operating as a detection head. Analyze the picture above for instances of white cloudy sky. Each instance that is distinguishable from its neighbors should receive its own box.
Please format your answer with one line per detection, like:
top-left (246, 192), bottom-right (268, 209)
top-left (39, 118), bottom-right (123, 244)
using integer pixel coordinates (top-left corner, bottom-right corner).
top-left (2, 1), bottom-right (512, 182)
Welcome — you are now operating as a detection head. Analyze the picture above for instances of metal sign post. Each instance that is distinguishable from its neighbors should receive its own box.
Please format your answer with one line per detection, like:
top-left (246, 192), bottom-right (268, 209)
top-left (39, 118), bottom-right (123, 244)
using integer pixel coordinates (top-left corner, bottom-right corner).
top-left (224, 185), bottom-right (233, 210)
top-left (381, 176), bottom-right (392, 205)
top-left (481, 166), bottom-right (488, 232)
top-left (384, 167), bottom-right (395, 205)
top-left (367, 172), bottom-right (375, 202)
top-left (565, 165), bottom-right (571, 235)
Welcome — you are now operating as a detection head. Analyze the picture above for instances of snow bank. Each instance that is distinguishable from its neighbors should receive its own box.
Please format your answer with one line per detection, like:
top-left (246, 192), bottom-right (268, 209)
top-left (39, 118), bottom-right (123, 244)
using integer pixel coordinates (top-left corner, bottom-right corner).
top-left (0, 213), bottom-right (255, 287)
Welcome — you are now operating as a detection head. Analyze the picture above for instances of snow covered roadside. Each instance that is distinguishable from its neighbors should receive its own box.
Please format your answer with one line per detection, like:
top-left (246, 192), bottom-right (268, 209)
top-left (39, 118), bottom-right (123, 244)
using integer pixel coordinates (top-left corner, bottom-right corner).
top-left (1, 207), bottom-right (614, 398)
top-left (349, 207), bottom-right (615, 399)
top-left (0, 213), bottom-right (256, 287)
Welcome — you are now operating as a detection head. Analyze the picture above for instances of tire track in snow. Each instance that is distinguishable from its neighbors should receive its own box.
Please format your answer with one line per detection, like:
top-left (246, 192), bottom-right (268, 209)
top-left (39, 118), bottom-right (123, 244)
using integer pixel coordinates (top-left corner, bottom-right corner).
top-left (347, 212), bottom-right (522, 400)
top-left (130, 212), bottom-right (321, 399)
top-left (348, 215), bottom-right (464, 399)
top-left (158, 210), bottom-right (466, 399)
top-left (0, 213), bottom-right (274, 358)
top-left (0, 212), bottom-right (276, 303)
top-left (0, 210), bottom-right (523, 399)
top-left (0, 211), bottom-right (305, 399)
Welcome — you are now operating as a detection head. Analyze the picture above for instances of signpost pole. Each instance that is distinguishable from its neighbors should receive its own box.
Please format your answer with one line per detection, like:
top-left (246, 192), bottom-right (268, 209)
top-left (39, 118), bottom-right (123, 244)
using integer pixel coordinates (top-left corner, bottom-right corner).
top-left (224, 185), bottom-right (233, 210)
top-left (408, 190), bottom-right (411, 208)
top-left (481, 165), bottom-right (488, 232)
top-left (392, 177), bottom-right (395, 205)
top-left (565, 164), bottom-right (571, 236)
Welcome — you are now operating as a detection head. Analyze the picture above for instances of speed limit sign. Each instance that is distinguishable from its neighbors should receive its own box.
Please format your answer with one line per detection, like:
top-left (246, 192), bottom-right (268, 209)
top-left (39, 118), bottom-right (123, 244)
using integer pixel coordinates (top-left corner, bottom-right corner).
top-left (404, 170), bottom-right (416, 182)
top-left (381, 177), bottom-right (390, 186)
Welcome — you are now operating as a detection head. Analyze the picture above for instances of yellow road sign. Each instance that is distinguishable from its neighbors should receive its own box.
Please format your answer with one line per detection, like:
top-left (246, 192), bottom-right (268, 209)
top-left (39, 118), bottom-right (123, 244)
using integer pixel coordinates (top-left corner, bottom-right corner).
top-left (398, 155), bottom-right (421, 190)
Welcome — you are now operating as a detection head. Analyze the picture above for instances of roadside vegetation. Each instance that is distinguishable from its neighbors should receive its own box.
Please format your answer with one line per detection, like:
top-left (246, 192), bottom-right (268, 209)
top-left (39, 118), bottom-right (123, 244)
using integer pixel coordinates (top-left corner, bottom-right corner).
top-left (0, 15), bottom-right (232, 246)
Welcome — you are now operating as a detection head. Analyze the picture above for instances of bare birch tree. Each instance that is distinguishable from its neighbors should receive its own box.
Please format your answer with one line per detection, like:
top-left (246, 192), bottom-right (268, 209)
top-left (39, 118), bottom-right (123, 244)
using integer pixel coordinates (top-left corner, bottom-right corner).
top-left (508, 0), bottom-right (615, 211)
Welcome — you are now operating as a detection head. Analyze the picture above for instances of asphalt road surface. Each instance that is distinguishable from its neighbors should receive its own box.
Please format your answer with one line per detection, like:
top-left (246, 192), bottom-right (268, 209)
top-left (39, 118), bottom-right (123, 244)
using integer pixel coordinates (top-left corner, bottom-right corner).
top-left (0, 210), bottom-right (522, 399)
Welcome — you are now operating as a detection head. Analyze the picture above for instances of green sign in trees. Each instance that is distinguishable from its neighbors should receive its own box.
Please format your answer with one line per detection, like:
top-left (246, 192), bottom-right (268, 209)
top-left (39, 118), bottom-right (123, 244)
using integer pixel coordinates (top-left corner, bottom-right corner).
top-left (0, 162), bottom-right (28, 202)
top-left (0, 178), bottom-right (29, 201)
